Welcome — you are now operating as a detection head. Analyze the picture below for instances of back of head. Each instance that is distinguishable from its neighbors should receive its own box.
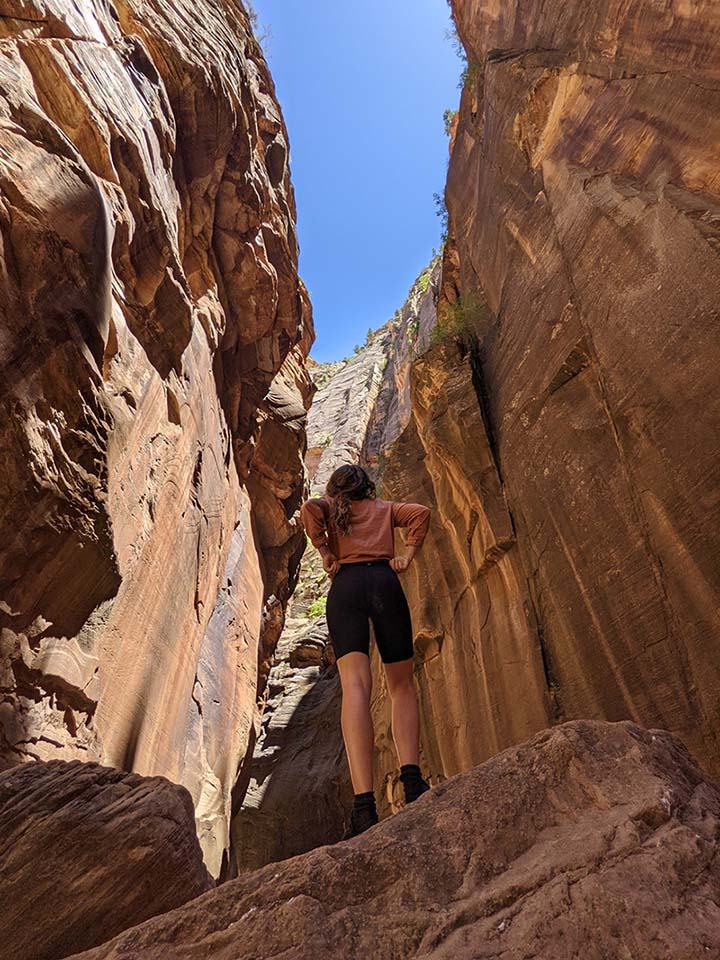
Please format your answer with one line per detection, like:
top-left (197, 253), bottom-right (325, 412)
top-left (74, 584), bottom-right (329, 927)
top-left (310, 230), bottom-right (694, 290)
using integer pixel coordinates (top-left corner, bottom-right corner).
top-left (325, 464), bottom-right (376, 533)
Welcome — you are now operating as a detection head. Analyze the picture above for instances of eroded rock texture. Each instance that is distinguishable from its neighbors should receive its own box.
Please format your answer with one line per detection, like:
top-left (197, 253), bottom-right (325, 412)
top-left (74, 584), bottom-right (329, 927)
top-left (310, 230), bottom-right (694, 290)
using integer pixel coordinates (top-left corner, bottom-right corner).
top-left (437, 0), bottom-right (720, 774)
top-left (230, 612), bottom-right (349, 876)
top-left (68, 721), bottom-right (720, 960)
top-left (0, 759), bottom-right (212, 960)
top-left (305, 324), bottom-right (394, 493)
top-left (0, 0), bottom-right (312, 876)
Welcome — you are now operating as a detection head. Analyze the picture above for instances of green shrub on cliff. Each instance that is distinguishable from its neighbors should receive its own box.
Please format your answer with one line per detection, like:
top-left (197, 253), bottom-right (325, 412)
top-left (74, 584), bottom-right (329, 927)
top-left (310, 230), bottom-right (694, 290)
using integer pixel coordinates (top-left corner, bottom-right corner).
top-left (308, 596), bottom-right (327, 619)
top-left (443, 108), bottom-right (458, 137)
top-left (431, 296), bottom-right (484, 344)
top-left (433, 191), bottom-right (449, 244)
top-left (461, 58), bottom-right (481, 89)
top-left (445, 16), bottom-right (477, 90)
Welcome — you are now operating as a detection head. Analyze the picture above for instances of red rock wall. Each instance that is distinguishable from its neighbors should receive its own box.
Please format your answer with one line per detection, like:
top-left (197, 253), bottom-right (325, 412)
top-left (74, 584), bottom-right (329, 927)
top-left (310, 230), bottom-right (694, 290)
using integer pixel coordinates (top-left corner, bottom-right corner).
top-left (377, 0), bottom-right (720, 788)
top-left (0, 0), bottom-right (312, 875)
top-left (372, 337), bottom-right (551, 810)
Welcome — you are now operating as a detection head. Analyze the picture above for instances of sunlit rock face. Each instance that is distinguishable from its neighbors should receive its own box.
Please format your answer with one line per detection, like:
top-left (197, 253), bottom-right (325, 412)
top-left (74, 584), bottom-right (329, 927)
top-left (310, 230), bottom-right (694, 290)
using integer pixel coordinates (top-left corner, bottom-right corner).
top-left (360, 257), bottom-right (549, 813)
top-left (429, 0), bottom-right (720, 774)
top-left (370, 339), bottom-right (551, 814)
top-left (306, 327), bottom-right (395, 494)
top-left (0, 0), bottom-right (312, 876)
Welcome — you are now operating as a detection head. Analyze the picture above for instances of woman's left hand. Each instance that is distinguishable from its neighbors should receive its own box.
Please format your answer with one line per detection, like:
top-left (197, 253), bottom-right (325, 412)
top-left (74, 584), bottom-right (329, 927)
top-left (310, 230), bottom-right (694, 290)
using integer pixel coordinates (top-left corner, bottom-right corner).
top-left (390, 555), bottom-right (410, 573)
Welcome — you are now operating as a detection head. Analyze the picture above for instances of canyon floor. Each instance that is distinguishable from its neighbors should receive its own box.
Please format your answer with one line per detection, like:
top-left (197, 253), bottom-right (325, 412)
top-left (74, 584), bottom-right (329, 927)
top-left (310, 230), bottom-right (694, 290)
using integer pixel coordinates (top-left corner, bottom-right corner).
top-left (2, 721), bottom-right (719, 959)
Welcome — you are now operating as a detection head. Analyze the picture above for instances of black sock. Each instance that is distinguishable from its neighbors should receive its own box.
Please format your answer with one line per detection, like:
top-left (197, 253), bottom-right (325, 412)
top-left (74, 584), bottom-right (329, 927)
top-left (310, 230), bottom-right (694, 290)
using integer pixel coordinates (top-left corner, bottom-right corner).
top-left (399, 764), bottom-right (429, 803)
top-left (353, 790), bottom-right (376, 812)
top-left (400, 763), bottom-right (422, 780)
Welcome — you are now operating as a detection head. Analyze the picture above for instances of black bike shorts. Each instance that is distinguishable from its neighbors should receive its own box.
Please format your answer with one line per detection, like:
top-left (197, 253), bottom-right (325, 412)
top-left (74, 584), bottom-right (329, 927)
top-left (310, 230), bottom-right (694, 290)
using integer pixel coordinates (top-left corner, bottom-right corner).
top-left (325, 559), bottom-right (414, 663)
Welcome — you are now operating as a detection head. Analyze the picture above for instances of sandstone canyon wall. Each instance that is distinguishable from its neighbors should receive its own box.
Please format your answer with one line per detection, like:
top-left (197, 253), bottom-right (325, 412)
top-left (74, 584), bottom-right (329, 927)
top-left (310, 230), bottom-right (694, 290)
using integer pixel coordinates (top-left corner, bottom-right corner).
top-left (435, 0), bottom-right (720, 775)
top-left (0, 0), bottom-right (312, 876)
top-left (367, 0), bottom-right (720, 807)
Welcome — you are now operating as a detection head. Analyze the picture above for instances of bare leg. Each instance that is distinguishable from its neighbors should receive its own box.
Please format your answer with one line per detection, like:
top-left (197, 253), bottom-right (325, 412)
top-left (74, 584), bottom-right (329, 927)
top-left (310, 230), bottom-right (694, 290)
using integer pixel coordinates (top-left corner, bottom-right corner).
top-left (336, 651), bottom-right (374, 793)
top-left (383, 657), bottom-right (420, 766)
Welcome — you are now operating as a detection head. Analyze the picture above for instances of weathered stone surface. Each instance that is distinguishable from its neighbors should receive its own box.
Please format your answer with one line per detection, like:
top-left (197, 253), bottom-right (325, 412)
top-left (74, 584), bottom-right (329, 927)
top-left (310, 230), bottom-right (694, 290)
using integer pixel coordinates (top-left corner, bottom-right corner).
top-left (0, 759), bottom-right (212, 960)
top-left (0, 0), bottom-right (312, 876)
top-left (230, 614), bottom-right (350, 876)
top-left (68, 721), bottom-right (720, 960)
top-left (439, 0), bottom-right (720, 774)
top-left (363, 257), bottom-right (441, 464)
top-left (306, 324), bottom-right (394, 494)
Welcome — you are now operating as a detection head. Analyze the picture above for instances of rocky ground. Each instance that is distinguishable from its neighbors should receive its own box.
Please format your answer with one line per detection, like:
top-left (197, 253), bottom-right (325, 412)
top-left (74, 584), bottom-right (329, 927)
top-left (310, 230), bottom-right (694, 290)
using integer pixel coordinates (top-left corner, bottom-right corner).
top-left (0, 761), bottom-right (212, 960)
top-left (65, 721), bottom-right (720, 960)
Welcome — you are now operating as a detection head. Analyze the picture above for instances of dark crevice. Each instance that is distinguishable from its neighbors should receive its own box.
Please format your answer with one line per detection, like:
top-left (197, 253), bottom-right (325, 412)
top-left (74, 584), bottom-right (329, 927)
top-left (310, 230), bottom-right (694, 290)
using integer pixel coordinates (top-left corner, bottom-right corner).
top-left (524, 577), bottom-right (563, 724)
top-left (0, 14), bottom-right (48, 23)
top-left (486, 46), bottom-right (560, 64)
top-left (546, 340), bottom-right (592, 396)
top-left (467, 336), bottom-right (504, 484)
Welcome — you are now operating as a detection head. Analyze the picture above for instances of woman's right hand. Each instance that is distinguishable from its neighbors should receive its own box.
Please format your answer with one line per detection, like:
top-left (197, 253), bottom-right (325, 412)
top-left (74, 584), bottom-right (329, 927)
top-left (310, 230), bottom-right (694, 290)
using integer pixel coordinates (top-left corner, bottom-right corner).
top-left (323, 553), bottom-right (340, 577)
top-left (391, 544), bottom-right (417, 573)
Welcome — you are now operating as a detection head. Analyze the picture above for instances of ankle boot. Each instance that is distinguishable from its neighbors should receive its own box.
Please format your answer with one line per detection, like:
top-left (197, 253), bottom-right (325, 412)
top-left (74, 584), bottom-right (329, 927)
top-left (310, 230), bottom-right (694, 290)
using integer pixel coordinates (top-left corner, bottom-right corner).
top-left (342, 791), bottom-right (378, 839)
top-left (400, 764), bottom-right (430, 804)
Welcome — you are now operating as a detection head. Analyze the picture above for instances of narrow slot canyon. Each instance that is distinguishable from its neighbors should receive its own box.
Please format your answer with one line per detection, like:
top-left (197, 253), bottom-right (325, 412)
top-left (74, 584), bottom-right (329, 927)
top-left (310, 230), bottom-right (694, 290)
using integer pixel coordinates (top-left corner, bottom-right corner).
top-left (0, 1), bottom-right (719, 958)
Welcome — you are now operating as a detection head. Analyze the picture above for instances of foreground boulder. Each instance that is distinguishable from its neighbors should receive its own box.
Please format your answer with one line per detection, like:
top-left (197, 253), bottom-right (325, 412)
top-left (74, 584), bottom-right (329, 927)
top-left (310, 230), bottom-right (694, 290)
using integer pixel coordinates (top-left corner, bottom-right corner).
top-left (69, 721), bottom-right (720, 959)
top-left (0, 761), bottom-right (212, 960)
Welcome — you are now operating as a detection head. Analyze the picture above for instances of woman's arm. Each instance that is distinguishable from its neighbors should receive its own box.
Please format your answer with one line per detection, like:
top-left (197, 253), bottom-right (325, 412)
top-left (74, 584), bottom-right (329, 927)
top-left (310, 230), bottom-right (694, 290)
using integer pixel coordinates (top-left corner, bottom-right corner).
top-left (299, 498), bottom-right (340, 576)
top-left (390, 501), bottom-right (431, 571)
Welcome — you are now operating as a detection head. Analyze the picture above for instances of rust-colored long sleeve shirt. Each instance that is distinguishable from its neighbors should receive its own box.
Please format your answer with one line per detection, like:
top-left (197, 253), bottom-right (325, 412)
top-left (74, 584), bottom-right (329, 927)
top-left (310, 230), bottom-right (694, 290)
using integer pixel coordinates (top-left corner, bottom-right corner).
top-left (300, 497), bottom-right (431, 564)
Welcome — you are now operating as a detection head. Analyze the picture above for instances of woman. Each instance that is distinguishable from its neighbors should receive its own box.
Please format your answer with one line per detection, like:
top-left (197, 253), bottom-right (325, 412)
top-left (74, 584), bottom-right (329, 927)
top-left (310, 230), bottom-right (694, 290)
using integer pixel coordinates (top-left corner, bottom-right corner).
top-left (300, 463), bottom-right (432, 838)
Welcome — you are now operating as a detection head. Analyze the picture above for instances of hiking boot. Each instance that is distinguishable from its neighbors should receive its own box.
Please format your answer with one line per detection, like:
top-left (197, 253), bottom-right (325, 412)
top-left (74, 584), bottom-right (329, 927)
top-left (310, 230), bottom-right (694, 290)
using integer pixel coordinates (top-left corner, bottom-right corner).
top-left (400, 764), bottom-right (431, 805)
top-left (403, 777), bottom-right (430, 804)
top-left (342, 805), bottom-right (379, 839)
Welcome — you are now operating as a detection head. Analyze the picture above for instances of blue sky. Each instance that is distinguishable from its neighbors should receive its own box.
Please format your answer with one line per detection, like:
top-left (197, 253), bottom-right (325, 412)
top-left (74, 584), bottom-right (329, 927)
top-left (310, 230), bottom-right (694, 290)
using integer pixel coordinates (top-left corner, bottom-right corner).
top-left (251, 0), bottom-right (462, 362)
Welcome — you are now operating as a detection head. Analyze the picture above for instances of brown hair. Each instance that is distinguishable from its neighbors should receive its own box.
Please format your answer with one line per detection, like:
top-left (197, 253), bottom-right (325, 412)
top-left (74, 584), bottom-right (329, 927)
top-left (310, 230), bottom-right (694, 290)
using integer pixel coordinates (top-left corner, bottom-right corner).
top-left (326, 464), bottom-right (376, 533)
